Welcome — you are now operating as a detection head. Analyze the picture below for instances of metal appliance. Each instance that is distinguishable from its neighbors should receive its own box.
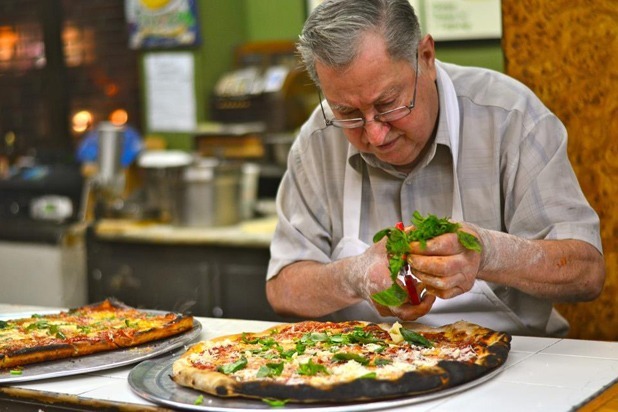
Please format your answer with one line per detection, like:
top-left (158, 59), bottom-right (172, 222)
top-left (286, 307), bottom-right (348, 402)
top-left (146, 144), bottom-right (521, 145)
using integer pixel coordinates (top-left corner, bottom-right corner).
top-left (209, 41), bottom-right (317, 134)
top-left (0, 159), bottom-right (87, 307)
top-left (205, 41), bottom-right (316, 211)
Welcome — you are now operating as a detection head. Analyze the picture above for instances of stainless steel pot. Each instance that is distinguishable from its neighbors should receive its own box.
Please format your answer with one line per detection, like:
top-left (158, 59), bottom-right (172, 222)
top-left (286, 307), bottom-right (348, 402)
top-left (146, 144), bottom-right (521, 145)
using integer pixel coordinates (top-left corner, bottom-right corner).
top-left (138, 152), bottom-right (258, 227)
top-left (180, 158), bottom-right (246, 227)
top-left (138, 151), bottom-right (193, 224)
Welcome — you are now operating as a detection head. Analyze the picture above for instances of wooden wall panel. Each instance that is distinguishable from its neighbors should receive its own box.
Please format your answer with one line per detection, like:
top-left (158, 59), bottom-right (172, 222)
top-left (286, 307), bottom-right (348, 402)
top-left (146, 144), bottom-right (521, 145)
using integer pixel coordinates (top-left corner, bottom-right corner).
top-left (501, 0), bottom-right (617, 340)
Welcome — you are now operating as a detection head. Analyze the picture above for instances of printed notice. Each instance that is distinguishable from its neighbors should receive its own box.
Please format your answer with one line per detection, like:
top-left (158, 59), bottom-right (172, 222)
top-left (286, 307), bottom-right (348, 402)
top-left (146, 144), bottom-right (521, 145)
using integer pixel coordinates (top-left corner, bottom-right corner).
top-left (144, 52), bottom-right (197, 132)
top-left (425, 0), bottom-right (502, 41)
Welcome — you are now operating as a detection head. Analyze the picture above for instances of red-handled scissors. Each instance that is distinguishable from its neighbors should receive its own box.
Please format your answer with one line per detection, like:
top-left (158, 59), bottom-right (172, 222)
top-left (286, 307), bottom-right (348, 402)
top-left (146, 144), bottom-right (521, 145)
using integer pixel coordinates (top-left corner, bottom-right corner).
top-left (397, 264), bottom-right (425, 305)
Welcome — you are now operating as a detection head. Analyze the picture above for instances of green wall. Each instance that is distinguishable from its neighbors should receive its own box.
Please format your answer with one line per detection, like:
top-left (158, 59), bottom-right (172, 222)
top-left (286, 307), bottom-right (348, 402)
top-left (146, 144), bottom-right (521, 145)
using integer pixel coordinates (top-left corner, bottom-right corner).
top-left (140, 0), bottom-right (305, 150)
top-left (244, 0), bottom-right (305, 41)
top-left (142, 0), bottom-right (503, 150)
top-left (436, 40), bottom-right (504, 72)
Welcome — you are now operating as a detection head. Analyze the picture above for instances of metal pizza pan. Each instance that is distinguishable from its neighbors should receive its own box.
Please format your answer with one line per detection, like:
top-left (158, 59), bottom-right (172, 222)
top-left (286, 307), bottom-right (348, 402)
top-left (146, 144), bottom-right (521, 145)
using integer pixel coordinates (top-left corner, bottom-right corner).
top-left (129, 351), bottom-right (506, 412)
top-left (0, 310), bottom-right (201, 383)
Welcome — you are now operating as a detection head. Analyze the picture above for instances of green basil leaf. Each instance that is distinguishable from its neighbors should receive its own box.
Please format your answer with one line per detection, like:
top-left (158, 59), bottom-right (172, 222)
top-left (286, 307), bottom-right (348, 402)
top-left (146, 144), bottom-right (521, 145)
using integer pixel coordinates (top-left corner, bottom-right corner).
top-left (371, 284), bottom-right (408, 307)
top-left (374, 357), bottom-right (392, 366)
top-left (457, 230), bottom-right (482, 252)
top-left (388, 255), bottom-right (406, 279)
top-left (372, 211), bottom-right (483, 308)
top-left (386, 231), bottom-right (410, 260)
top-left (217, 357), bottom-right (248, 374)
top-left (295, 342), bottom-right (306, 354)
top-left (372, 228), bottom-right (391, 243)
top-left (262, 398), bottom-right (289, 407)
top-left (258, 337), bottom-right (277, 348)
top-left (347, 328), bottom-right (381, 344)
top-left (297, 359), bottom-right (329, 376)
top-left (400, 328), bottom-right (434, 348)
top-left (278, 348), bottom-right (297, 360)
top-left (408, 213), bottom-right (460, 249)
top-left (332, 352), bottom-right (369, 365)
top-left (241, 332), bottom-right (259, 344)
top-left (256, 362), bottom-right (284, 378)
top-left (328, 334), bottom-right (347, 345)
top-left (303, 332), bottom-right (328, 343)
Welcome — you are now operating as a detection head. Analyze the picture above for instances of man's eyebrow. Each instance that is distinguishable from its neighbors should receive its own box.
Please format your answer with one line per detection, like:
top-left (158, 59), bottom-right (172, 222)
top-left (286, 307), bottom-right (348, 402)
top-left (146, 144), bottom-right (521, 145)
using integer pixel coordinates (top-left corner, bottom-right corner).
top-left (328, 101), bottom-right (352, 112)
top-left (326, 85), bottom-right (403, 113)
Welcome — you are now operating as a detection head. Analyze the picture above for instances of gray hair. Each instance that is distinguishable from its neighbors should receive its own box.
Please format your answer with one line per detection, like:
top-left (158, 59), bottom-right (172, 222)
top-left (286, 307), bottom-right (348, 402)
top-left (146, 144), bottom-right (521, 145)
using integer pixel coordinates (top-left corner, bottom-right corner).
top-left (297, 0), bottom-right (422, 86)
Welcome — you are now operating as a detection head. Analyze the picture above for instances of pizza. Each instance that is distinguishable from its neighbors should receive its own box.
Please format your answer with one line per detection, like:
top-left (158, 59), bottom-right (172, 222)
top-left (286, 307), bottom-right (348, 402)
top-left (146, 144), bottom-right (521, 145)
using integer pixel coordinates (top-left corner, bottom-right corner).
top-left (171, 319), bottom-right (510, 403)
top-left (0, 299), bottom-right (194, 370)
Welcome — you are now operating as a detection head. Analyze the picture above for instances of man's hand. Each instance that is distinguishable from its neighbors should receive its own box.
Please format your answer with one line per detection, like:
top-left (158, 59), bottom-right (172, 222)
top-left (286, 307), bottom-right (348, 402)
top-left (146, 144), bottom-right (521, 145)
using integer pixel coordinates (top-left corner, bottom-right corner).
top-left (400, 221), bottom-right (605, 305)
top-left (373, 280), bottom-right (436, 319)
top-left (351, 238), bottom-right (436, 320)
top-left (406, 224), bottom-right (482, 299)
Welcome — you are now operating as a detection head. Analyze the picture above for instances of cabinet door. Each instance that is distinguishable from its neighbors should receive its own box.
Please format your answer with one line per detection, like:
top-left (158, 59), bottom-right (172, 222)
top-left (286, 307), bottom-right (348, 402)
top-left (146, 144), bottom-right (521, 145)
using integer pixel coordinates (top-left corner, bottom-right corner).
top-left (86, 229), bottom-right (299, 321)
top-left (87, 235), bottom-right (212, 315)
top-left (212, 247), bottom-right (299, 322)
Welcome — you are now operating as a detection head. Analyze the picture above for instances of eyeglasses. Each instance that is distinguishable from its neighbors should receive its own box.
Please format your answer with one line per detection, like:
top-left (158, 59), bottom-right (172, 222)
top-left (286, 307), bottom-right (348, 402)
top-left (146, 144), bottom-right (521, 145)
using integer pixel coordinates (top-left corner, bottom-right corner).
top-left (318, 57), bottom-right (418, 129)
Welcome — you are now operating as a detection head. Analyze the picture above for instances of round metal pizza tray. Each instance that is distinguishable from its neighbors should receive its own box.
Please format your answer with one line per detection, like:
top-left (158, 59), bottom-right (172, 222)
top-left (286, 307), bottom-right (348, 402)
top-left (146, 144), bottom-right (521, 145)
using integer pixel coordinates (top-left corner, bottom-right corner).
top-left (129, 351), bottom-right (506, 411)
top-left (0, 313), bottom-right (202, 384)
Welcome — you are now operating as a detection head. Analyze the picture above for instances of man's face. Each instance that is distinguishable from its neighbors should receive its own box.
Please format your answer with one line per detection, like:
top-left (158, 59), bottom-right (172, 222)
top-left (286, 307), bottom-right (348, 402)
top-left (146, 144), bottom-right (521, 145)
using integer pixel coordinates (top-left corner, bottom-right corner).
top-left (316, 33), bottom-right (439, 170)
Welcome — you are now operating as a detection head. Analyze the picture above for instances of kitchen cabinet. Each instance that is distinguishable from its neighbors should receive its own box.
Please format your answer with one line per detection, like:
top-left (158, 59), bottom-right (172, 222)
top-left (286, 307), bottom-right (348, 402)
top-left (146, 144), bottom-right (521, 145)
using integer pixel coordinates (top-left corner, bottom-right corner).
top-left (85, 221), bottom-right (297, 322)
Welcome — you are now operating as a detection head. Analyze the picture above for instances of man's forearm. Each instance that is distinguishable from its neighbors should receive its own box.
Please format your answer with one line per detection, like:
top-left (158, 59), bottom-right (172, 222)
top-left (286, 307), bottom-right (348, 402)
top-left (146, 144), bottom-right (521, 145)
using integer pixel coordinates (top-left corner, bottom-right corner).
top-left (476, 229), bottom-right (605, 302)
top-left (266, 259), bottom-right (363, 318)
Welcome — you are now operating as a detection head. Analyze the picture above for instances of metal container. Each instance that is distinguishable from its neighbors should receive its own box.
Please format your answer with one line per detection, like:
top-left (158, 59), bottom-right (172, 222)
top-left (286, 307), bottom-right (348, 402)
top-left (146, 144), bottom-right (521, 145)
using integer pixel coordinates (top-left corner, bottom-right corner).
top-left (95, 122), bottom-right (125, 205)
top-left (180, 158), bottom-right (244, 227)
top-left (138, 151), bottom-right (193, 224)
top-left (96, 122), bottom-right (124, 186)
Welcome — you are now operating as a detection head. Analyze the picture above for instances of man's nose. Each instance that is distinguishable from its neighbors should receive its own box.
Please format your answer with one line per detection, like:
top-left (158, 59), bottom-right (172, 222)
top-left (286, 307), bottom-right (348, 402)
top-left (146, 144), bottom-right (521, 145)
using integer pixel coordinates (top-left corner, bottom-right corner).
top-left (364, 120), bottom-right (390, 145)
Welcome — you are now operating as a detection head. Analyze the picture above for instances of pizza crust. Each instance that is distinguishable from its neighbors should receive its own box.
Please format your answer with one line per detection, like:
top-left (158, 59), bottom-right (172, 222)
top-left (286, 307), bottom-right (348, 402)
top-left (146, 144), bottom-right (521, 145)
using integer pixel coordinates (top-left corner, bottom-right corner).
top-left (171, 341), bottom-right (238, 397)
top-left (0, 299), bottom-right (194, 369)
top-left (171, 320), bottom-right (511, 403)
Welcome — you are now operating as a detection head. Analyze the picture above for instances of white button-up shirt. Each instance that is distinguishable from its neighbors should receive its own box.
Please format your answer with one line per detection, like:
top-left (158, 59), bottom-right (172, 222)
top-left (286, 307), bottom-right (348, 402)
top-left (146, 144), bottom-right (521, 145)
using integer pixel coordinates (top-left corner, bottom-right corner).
top-left (267, 61), bottom-right (603, 335)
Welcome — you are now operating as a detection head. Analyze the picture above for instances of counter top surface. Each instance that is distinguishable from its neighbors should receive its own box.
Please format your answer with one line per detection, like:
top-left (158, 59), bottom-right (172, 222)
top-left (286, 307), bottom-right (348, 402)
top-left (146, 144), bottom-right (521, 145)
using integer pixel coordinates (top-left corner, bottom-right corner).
top-left (92, 216), bottom-right (277, 247)
top-left (0, 303), bottom-right (616, 411)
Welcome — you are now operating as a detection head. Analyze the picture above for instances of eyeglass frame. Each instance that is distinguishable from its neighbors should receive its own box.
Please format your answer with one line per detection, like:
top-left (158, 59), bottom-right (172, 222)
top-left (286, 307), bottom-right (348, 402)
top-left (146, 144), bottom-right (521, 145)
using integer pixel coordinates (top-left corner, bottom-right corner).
top-left (318, 55), bottom-right (419, 129)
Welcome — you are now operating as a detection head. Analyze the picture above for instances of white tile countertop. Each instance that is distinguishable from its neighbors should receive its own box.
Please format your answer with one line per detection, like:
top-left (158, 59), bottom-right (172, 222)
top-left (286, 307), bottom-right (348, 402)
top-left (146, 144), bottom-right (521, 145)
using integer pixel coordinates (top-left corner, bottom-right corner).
top-left (0, 304), bottom-right (616, 411)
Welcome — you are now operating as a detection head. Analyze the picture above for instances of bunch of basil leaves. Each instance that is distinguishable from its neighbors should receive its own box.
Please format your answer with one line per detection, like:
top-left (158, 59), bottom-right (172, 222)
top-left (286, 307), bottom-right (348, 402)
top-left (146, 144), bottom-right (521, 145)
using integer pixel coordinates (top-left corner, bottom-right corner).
top-left (371, 211), bottom-right (482, 306)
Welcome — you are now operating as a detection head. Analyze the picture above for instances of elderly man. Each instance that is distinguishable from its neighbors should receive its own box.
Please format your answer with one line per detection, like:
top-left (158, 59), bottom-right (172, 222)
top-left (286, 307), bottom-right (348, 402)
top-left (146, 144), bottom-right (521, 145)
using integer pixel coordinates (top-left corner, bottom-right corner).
top-left (266, 0), bottom-right (605, 336)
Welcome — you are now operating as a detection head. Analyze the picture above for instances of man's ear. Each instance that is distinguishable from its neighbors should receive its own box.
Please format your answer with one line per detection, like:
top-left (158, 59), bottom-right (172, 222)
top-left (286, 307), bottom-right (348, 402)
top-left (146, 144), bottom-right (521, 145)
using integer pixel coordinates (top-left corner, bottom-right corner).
top-left (418, 34), bottom-right (436, 80)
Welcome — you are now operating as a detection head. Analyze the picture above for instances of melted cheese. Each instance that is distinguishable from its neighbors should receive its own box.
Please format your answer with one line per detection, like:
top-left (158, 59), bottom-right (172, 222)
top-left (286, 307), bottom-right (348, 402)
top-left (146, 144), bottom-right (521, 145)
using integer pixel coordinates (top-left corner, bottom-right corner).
top-left (388, 322), bottom-right (404, 344)
top-left (188, 326), bottom-right (489, 388)
top-left (1, 305), bottom-right (184, 359)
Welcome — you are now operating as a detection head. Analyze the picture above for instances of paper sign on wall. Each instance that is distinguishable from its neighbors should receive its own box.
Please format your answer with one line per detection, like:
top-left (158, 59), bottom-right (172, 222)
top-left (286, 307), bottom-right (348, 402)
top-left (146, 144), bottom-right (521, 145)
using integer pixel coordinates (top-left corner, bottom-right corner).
top-left (424, 0), bottom-right (502, 41)
top-left (144, 52), bottom-right (197, 132)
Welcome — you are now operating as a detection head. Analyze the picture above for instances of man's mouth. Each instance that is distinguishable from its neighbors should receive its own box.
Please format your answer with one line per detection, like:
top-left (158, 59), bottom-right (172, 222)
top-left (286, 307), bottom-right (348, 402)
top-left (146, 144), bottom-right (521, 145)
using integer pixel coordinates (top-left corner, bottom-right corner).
top-left (374, 134), bottom-right (401, 152)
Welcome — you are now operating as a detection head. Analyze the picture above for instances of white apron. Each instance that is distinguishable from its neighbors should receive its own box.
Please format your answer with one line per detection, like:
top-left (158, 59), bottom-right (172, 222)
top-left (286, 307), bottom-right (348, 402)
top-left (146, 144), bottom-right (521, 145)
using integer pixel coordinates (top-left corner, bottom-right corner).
top-left (329, 64), bottom-right (567, 335)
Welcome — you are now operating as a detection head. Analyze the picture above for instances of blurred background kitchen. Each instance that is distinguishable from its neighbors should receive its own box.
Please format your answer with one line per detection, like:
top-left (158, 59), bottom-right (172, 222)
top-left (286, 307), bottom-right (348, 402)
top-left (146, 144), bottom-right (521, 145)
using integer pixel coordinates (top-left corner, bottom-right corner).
top-left (0, 0), bottom-right (615, 340)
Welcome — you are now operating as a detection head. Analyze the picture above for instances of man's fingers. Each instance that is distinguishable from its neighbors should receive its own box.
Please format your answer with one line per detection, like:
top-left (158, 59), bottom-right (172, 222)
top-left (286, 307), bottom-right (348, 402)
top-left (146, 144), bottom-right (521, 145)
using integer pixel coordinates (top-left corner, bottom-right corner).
top-left (408, 233), bottom-right (460, 255)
